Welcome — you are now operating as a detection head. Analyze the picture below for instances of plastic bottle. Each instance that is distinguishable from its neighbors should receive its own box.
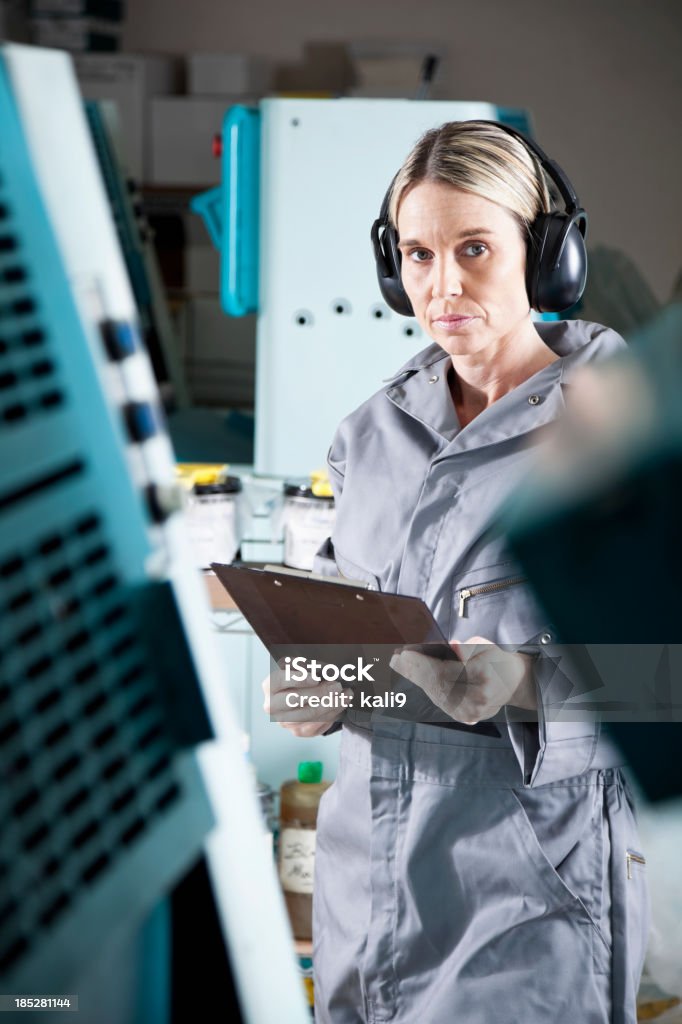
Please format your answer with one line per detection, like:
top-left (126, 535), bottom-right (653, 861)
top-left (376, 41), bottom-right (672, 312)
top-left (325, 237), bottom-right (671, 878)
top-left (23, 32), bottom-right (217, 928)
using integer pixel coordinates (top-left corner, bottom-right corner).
top-left (278, 761), bottom-right (331, 940)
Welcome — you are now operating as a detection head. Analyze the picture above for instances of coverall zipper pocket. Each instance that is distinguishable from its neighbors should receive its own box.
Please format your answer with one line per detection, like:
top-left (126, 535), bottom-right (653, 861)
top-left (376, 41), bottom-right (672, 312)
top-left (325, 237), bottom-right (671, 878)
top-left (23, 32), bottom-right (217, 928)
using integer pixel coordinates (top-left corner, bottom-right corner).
top-left (458, 575), bottom-right (528, 617)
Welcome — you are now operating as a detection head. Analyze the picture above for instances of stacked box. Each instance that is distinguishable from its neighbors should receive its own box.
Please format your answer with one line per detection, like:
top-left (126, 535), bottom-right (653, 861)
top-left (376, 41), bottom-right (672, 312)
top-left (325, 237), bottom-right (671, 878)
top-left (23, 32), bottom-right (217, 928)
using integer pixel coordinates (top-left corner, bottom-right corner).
top-left (30, 0), bottom-right (124, 51)
top-left (30, 18), bottom-right (120, 51)
top-left (187, 53), bottom-right (271, 96)
top-left (347, 40), bottom-right (445, 98)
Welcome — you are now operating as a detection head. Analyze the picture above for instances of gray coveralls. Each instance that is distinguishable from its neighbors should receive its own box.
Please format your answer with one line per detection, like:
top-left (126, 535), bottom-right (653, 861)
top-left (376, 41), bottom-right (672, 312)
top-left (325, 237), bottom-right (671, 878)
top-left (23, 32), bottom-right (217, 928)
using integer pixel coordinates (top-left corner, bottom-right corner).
top-left (312, 320), bottom-right (651, 1024)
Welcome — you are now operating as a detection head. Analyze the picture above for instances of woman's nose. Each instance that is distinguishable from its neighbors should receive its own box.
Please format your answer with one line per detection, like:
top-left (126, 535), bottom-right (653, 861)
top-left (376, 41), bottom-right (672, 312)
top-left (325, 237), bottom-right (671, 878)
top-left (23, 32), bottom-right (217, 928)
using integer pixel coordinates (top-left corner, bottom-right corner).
top-left (431, 258), bottom-right (463, 299)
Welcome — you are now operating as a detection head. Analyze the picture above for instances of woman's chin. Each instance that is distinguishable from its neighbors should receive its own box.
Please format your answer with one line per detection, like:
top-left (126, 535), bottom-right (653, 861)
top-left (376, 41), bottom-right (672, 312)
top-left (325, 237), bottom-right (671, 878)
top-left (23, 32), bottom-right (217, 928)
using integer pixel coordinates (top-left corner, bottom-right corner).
top-left (430, 333), bottom-right (489, 358)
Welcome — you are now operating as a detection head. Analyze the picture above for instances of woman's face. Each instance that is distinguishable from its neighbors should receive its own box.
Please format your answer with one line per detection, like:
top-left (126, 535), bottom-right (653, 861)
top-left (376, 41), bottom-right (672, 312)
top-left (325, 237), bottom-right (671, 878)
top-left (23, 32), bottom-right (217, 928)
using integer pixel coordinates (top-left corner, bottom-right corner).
top-left (396, 181), bottom-right (531, 358)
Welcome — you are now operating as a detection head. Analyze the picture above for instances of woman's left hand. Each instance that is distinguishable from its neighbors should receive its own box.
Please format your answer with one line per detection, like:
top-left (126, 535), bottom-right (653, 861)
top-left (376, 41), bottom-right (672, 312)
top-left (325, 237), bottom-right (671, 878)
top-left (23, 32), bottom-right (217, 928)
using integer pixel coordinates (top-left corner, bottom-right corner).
top-left (389, 636), bottom-right (536, 725)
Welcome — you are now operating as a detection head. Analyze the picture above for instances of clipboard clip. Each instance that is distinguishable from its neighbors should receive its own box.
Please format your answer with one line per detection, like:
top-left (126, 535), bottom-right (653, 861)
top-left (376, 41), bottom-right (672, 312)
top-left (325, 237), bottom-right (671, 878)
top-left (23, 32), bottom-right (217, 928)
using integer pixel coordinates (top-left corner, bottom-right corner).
top-left (263, 564), bottom-right (371, 590)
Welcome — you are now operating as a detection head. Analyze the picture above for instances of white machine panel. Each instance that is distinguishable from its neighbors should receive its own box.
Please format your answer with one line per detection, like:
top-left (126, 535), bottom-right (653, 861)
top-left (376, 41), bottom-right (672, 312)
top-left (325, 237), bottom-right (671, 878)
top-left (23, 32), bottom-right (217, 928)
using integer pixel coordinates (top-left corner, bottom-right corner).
top-left (256, 98), bottom-right (498, 476)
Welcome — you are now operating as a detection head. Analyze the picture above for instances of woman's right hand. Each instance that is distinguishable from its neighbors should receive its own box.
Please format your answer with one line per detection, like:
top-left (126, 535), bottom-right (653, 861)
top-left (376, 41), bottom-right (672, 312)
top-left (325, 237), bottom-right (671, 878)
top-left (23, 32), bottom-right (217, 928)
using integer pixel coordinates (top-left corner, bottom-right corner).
top-left (261, 661), bottom-right (350, 738)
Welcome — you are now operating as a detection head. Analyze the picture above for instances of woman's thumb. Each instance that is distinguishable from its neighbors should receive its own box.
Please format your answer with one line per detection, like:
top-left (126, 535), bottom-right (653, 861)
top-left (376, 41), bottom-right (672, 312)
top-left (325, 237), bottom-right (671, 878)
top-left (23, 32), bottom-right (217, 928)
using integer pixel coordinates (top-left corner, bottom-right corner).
top-left (451, 636), bottom-right (492, 662)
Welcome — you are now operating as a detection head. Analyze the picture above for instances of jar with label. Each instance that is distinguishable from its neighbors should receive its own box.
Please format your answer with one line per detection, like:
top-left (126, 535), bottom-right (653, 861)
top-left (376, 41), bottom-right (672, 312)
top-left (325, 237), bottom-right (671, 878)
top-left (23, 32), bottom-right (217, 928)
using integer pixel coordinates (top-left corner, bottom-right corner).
top-left (279, 761), bottom-right (331, 940)
top-left (282, 482), bottom-right (335, 571)
top-left (185, 476), bottom-right (242, 568)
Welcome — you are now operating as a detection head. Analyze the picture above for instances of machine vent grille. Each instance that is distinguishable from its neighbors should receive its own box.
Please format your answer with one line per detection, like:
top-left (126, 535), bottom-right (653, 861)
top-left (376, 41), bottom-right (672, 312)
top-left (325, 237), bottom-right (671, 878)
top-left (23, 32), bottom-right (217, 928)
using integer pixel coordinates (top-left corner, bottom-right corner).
top-left (0, 200), bottom-right (66, 426)
top-left (0, 511), bottom-right (180, 973)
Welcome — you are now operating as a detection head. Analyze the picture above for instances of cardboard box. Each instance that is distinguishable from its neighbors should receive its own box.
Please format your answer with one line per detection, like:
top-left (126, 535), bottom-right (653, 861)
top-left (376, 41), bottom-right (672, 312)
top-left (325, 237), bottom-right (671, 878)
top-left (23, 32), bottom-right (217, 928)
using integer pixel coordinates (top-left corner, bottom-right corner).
top-left (188, 53), bottom-right (270, 96)
top-left (150, 96), bottom-right (253, 186)
top-left (74, 54), bottom-right (182, 180)
top-left (347, 41), bottom-right (445, 99)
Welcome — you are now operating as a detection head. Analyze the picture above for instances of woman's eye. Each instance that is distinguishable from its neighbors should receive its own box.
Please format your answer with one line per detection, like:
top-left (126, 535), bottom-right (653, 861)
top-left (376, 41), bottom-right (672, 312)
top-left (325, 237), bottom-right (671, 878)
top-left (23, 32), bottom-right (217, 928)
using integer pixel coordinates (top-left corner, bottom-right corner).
top-left (463, 242), bottom-right (487, 257)
top-left (409, 249), bottom-right (432, 263)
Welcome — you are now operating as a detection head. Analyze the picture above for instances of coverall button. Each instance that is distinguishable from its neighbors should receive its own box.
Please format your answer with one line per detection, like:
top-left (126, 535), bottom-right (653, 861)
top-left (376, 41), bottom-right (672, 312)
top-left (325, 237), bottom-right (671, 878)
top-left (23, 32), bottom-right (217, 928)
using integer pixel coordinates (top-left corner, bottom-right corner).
top-left (429, 375), bottom-right (439, 383)
top-left (528, 394), bottom-right (541, 405)
top-left (540, 632), bottom-right (552, 644)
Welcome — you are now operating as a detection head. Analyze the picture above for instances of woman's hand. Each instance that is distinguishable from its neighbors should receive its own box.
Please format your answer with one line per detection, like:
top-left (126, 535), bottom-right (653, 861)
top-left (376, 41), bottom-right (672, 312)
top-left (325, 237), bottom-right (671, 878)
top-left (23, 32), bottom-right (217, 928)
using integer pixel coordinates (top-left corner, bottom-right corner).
top-left (261, 661), bottom-right (351, 739)
top-left (389, 636), bottom-right (536, 725)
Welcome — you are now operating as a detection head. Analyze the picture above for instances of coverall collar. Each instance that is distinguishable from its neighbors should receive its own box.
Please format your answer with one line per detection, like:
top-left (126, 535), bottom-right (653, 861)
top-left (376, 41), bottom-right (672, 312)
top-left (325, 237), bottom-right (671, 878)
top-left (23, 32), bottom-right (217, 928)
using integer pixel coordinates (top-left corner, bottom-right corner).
top-left (382, 319), bottom-right (601, 452)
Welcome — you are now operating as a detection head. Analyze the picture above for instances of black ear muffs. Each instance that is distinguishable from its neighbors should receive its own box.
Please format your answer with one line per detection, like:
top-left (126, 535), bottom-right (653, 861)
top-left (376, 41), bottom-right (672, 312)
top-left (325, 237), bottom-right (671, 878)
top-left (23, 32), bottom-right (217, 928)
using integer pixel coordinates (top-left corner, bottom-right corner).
top-left (371, 196), bottom-right (414, 317)
top-left (527, 210), bottom-right (588, 313)
top-left (371, 121), bottom-right (588, 317)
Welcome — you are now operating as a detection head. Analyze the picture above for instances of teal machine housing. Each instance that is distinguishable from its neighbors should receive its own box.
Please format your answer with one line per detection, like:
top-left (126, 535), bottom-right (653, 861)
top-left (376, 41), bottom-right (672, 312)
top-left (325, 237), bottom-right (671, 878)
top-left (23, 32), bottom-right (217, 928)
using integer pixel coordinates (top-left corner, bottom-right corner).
top-left (0, 47), bottom-right (212, 1000)
top-left (191, 105), bottom-right (260, 318)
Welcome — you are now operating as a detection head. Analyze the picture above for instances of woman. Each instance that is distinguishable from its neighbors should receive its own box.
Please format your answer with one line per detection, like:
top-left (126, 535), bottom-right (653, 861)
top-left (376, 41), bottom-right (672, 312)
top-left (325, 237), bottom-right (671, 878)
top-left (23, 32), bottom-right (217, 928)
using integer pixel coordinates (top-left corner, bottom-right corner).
top-left (264, 121), bottom-right (650, 1023)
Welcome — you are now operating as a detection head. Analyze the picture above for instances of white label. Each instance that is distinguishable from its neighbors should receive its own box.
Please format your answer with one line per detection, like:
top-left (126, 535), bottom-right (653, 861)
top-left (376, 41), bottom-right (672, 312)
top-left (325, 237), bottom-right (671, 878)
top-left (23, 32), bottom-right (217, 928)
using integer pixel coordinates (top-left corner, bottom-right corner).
top-left (283, 499), bottom-right (336, 571)
top-left (279, 827), bottom-right (316, 894)
top-left (185, 494), bottom-right (239, 568)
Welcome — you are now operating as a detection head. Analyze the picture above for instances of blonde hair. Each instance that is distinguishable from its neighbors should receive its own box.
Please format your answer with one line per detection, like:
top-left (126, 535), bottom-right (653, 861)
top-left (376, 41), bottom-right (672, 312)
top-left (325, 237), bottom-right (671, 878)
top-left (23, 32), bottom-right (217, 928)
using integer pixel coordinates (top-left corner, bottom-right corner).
top-left (388, 121), bottom-right (551, 238)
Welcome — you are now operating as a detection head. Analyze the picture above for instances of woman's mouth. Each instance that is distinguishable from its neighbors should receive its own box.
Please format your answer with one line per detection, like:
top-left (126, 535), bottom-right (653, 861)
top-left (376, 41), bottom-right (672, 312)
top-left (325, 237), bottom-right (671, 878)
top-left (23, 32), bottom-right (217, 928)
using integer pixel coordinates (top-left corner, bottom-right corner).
top-left (432, 315), bottom-right (478, 330)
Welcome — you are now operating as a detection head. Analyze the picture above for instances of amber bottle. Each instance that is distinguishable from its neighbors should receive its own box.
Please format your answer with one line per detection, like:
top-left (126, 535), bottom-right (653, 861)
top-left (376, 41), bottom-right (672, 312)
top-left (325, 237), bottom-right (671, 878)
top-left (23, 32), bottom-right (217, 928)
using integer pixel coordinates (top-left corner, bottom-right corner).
top-left (278, 761), bottom-right (331, 940)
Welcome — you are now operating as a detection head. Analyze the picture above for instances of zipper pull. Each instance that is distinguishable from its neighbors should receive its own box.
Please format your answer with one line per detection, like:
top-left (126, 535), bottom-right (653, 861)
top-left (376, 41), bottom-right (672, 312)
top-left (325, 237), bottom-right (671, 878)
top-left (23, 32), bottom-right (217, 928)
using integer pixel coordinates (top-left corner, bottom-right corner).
top-left (626, 850), bottom-right (646, 879)
top-left (458, 588), bottom-right (471, 618)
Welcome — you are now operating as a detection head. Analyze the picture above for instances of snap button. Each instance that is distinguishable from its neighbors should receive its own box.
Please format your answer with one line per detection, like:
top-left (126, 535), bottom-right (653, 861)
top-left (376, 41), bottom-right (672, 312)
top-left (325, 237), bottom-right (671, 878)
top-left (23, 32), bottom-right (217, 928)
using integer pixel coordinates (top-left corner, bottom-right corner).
top-left (540, 632), bottom-right (552, 644)
top-left (528, 394), bottom-right (541, 406)
top-left (429, 375), bottom-right (439, 383)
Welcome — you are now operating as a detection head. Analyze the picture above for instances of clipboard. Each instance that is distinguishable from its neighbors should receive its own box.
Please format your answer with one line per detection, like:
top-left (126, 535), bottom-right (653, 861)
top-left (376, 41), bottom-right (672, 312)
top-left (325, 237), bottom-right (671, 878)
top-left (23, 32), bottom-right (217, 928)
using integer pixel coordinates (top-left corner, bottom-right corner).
top-left (210, 562), bottom-right (501, 737)
top-left (211, 562), bottom-right (458, 649)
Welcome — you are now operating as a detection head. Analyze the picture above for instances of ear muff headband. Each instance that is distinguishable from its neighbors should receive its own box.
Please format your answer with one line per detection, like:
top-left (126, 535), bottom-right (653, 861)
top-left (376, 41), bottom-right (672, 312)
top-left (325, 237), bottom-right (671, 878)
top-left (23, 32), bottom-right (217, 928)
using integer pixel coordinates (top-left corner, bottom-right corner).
top-left (371, 120), bottom-right (588, 316)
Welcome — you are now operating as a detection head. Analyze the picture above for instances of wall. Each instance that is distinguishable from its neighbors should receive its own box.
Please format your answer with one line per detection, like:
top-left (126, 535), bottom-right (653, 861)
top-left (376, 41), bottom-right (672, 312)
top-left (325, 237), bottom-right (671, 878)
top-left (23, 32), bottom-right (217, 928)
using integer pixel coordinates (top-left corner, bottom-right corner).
top-left (123, 0), bottom-right (682, 303)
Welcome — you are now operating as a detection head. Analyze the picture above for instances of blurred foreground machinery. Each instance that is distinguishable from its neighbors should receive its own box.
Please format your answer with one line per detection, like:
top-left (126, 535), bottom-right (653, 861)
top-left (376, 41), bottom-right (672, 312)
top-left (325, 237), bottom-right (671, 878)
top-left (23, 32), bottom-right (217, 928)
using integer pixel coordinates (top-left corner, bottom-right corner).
top-left (505, 304), bottom-right (682, 800)
top-left (0, 42), bottom-right (308, 1024)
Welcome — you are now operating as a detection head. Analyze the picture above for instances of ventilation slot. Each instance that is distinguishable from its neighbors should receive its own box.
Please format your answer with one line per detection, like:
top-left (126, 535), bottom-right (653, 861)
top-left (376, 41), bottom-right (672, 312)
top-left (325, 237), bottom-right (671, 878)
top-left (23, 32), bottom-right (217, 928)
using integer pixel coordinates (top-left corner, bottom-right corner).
top-left (0, 223), bottom-right (64, 426)
top-left (0, 497), bottom-right (183, 975)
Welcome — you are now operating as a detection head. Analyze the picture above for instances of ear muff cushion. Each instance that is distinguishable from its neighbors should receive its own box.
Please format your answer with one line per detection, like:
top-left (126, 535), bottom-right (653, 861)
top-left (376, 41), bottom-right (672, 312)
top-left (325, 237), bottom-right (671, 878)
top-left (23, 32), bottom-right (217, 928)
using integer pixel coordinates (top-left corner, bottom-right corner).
top-left (376, 224), bottom-right (414, 317)
top-left (528, 214), bottom-right (588, 313)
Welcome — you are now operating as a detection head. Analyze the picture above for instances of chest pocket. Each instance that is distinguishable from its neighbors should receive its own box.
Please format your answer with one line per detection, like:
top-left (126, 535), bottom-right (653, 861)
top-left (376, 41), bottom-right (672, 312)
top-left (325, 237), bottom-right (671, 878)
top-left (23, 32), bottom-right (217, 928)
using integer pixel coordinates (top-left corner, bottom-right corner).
top-left (451, 562), bottom-right (554, 646)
